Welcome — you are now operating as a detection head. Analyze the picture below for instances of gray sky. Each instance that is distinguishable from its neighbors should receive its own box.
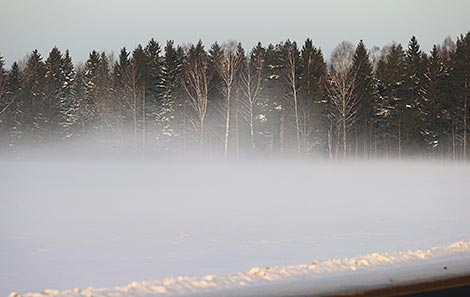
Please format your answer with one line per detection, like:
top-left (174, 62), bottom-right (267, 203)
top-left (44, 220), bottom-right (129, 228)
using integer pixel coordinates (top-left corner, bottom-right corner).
top-left (1, 0), bottom-right (469, 66)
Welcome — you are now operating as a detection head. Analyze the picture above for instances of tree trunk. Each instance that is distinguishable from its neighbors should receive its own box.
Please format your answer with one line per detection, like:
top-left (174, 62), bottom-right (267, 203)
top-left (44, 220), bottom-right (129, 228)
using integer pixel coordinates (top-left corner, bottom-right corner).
top-left (303, 110), bottom-right (309, 157)
top-left (464, 79), bottom-right (468, 161)
top-left (343, 117), bottom-right (347, 160)
top-left (132, 78), bottom-right (138, 137)
top-left (224, 90), bottom-right (231, 157)
top-left (293, 90), bottom-right (301, 155)
top-left (328, 123), bottom-right (334, 161)
top-left (235, 94), bottom-right (240, 159)
top-left (335, 122), bottom-right (340, 160)
top-left (398, 120), bottom-right (402, 158)
top-left (452, 122), bottom-right (456, 160)
top-left (355, 124), bottom-right (359, 159)
top-left (200, 116), bottom-right (204, 147)
top-left (249, 102), bottom-right (255, 150)
top-left (280, 110), bottom-right (285, 153)
top-left (142, 83), bottom-right (146, 152)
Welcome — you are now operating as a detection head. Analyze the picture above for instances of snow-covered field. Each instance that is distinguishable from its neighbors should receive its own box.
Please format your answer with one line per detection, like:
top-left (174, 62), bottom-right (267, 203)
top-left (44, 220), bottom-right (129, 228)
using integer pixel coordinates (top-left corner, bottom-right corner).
top-left (1, 161), bottom-right (469, 296)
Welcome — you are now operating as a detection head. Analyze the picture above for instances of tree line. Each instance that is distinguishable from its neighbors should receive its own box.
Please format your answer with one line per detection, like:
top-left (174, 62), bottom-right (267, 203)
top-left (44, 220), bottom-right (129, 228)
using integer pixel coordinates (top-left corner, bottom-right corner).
top-left (0, 32), bottom-right (469, 160)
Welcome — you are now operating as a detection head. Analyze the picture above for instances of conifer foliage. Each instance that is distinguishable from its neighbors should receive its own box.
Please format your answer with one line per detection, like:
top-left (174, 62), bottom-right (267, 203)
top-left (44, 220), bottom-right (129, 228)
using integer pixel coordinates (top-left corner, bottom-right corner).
top-left (1, 32), bottom-right (470, 160)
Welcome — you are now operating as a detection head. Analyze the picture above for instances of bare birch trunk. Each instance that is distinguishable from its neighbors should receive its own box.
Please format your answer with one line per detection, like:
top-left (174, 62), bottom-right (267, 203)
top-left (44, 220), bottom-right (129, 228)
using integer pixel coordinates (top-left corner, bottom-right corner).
top-left (287, 50), bottom-right (301, 155)
top-left (235, 94), bottom-right (240, 159)
top-left (224, 90), bottom-right (231, 157)
top-left (132, 77), bottom-right (138, 137)
top-left (335, 123), bottom-right (340, 160)
top-left (343, 117), bottom-right (347, 160)
top-left (249, 104), bottom-right (255, 150)
top-left (328, 123), bottom-right (334, 161)
top-left (142, 83), bottom-right (146, 152)
top-left (280, 110), bottom-right (285, 153)
top-left (398, 120), bottom-right (402, 158)
top-left (464, 79), bottom-right (468, 161)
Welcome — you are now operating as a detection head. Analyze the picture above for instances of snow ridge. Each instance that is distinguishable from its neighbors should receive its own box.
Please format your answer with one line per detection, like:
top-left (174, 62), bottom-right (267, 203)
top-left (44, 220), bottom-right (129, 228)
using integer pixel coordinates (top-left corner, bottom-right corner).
top-left (11, 241), bottom-right (470, 297)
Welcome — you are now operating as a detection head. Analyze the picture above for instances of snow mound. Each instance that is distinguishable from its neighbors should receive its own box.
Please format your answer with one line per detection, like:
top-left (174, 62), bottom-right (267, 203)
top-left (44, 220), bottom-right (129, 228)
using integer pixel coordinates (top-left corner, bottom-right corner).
top-left (15, 240), bottom-right (470, 297)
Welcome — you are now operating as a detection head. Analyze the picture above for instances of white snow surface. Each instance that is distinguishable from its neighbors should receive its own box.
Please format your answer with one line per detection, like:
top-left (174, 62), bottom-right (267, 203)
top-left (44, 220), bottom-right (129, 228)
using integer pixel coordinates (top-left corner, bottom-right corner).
top-left (12, 241), bottom-right (470, 297)
top-left (1, 160), bottom-right (470, 296)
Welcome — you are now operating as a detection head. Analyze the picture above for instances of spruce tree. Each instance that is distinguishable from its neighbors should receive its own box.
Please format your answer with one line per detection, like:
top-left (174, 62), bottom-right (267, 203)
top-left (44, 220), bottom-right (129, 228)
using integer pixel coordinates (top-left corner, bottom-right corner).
top-left (157, 40), bottom-right (185, 149)
top-left (452, 32), bottom-right (470, 160)
top-left (0, 54), bottom-right (9, 131)
top-left (45, 47), bottom-right (66, 140)
top-left (436, 38), bottom-right (458, 158)
top-left (81, 50), bottom-right (101, 132)
top-left (208, 41), bottom-right (225, 151)
top-left (0, 54), bottom-right (8, 145)
top-left (3, 62), bottom-right (22, 151)
top-left (351, 40), bottom-right (375, 158)
top-left (0, 54), bottom-right (6, 105)
top-left (61, 50), bottom-right (78, 139)
top-left (95, 51), bottom-right (114, 135)
top-left (144, 38), bottom-right (161, 140)
top-left (421, 45), bottom-right (446, 157)
top-left (374, 44), bottom-right (406, 157)
top-left (125, 44), bottom-right (150, 146)
top-left (402, 36), bottom-right (427, 154)
top-left (262, 43), bottom-right (287, 153)
top-left (21, 50), bottom-right (47, 144)
top-left (299, 39), bottom-right (327, 155)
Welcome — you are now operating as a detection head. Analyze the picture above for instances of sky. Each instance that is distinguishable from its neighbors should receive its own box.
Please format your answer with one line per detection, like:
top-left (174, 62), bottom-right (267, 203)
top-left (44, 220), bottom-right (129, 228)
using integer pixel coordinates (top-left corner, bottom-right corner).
top-left (1, 0), bottom-right (469, 66)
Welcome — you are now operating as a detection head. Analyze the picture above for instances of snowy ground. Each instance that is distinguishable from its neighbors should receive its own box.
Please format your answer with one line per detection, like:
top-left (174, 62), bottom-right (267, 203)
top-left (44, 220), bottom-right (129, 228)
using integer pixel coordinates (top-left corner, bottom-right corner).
top-left (1, 161), bottom-right (469, 296)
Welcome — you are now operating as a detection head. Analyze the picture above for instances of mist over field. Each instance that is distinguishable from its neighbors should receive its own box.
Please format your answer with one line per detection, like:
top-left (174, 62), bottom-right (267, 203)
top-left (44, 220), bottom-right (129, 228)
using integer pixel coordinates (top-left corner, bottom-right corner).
top-left (1, 155), bottom-right (469, 296)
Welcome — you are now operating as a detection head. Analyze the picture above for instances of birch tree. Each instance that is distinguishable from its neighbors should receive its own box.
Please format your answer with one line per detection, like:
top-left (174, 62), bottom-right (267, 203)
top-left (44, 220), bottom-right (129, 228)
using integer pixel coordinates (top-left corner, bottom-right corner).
top-left (180, 41), bottom-right (211, 146)
top-left (326, 41), bottom-right (359, 160)
top-left (285, 41), bottom-right (302, 154)
top-left (214, 41), bottom-right (243, 157)
top-left (240, 43), bottom-right (265, 151)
